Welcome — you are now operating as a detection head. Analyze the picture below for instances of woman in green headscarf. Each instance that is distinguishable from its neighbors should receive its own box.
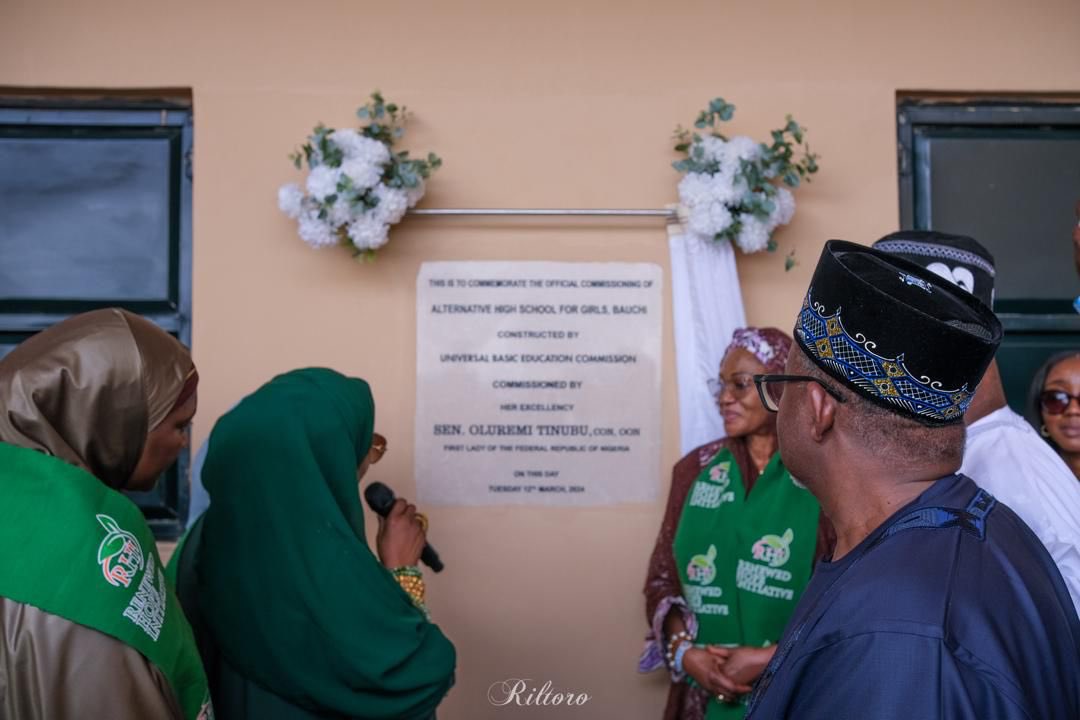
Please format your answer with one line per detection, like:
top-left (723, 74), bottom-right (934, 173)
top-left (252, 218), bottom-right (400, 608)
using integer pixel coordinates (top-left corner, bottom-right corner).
top-left (0, 308), bottom-right (211, 720)
top-left (173, 368), bottom-right (456, 719)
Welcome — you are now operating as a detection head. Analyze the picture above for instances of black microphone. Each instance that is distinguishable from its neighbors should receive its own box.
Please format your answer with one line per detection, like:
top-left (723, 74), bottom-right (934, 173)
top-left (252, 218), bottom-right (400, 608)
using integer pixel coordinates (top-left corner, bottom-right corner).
top-left (363, 481), bottom-right (444, 573)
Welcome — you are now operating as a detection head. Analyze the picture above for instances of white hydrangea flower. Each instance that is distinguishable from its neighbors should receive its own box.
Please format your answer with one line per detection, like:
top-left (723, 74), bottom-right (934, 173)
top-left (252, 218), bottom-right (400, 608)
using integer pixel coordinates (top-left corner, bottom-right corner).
top-left (681, 170), bottom-right (748, 242)
top-left (328, 128), bottom-right (362, 153)
top-left (405, 178), bottom-right (426, 208)
top-left (686, 204), bottom-right (713, 237)
top-left (688, 200), bottom-right (733, 238)
top-left (674, 116), bottom-right (803, 255)
top-left (305, 165), bottom-right (339, 201)
top-left (277, 183), bottom-right (304, 219)
top-left (678, 172), bottom-right (714, 208)
top-left (706, 168), bottom-right (744, 205)
top-left (723, 136), bottom-right (763, 164)
top-left (330, 129), bottom-right (391, 166)
top-left (735, 216), bottom-right (770, 253)
top-left (696, 135), bottom-right (728, 165)
top-left (347, 214), bottom-right (390, 250)
top-left (326, 197), bottom-right (354, 227)
top-left (773, 186), bottom-right (796, 226)
top-left (297, 210), bottom-right (338, 249)
top-left (371, 185), bottom-right (409, 225)
top-left (340, 158), bottom-right (382, 191)
top-left (711, 202), bottom-right (735, 236)
top-left (360, 140), bottom-right (392, 167)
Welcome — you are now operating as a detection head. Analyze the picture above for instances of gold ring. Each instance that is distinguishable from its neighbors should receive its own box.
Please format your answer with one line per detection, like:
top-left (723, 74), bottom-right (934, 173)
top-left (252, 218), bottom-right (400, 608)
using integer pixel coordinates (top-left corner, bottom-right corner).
top-left (415, 512), bottom-right (428, 533)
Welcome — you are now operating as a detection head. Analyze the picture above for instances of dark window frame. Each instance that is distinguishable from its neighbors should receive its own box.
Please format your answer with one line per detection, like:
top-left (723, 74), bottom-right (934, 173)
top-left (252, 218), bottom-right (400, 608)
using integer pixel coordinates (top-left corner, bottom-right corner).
top-left (896, 96), bottom-right (1080, 417)
top-left (0, 94), bottom-right (193, 539)
top-left (897, 97), bottom-right (1080, 333)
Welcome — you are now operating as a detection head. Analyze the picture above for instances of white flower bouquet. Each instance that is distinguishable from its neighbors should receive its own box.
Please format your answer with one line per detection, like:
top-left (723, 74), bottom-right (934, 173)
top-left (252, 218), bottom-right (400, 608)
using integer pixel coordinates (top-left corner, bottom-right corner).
top-left (279, 92), bottom-right (441, 259)
top-left (674, 98), bottom-right (818, 267)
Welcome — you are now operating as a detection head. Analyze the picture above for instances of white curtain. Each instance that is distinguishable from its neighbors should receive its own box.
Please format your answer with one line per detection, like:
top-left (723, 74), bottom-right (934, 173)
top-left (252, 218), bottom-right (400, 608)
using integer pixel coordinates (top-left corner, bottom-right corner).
top-left (668, 214), bottom-right (747, 455)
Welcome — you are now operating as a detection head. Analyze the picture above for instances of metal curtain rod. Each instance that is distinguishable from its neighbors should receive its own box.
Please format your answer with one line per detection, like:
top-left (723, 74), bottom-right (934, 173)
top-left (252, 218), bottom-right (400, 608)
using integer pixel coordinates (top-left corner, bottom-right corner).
top-left (408, 208), bottom-right (676, 218)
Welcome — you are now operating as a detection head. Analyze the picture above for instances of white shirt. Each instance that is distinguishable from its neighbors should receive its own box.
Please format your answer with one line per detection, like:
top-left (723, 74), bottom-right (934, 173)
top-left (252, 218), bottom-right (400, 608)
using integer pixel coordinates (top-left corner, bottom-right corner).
top-left (962, 406), bottom-right (1080, 611)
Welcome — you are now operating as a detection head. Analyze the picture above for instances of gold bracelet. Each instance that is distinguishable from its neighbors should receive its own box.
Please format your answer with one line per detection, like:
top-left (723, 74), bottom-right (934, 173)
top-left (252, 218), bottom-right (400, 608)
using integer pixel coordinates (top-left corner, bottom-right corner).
top-left (391, 566), bottom-right (431, 619)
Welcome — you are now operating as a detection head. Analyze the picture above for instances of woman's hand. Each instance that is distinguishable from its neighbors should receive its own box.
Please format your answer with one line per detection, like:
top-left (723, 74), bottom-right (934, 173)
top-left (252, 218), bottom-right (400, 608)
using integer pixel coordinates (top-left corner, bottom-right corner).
top-left (376, 498), bottom-right (425, 568)
top-left (682, 647), bottom-right (724, 694)
top-left (695, 647), bottom-right (756, 699)
top-left (682, 647), bottom-right (754, 698)
top-left (707, 645), bottom-right (775, 687)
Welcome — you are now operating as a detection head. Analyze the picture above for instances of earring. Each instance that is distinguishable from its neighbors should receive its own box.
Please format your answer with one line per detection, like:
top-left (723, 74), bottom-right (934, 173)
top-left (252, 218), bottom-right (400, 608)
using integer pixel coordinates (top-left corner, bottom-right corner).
top-left (1041, 424), bottom-right (1051, 438)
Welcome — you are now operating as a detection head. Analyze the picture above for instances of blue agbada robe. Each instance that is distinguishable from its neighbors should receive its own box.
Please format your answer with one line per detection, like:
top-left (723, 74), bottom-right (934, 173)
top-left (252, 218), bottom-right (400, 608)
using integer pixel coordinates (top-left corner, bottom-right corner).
top-left (745, 474), bottom-right (1080, 720)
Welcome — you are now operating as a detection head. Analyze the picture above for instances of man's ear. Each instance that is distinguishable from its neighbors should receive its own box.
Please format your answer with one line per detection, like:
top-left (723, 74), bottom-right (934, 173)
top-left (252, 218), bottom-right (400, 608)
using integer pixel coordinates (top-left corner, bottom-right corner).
top-left (807, 382), bottom-right (837, 443)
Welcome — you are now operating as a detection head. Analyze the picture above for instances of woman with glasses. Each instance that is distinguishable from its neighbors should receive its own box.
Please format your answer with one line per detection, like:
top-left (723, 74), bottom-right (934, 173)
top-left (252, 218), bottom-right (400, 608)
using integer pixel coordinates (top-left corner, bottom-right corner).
top-left (1031, 352), bottom-right (1080, 481)
top-left (641, 328), bottom-right (831, 720)
top-left (170, 368), bottom-right (455, 719)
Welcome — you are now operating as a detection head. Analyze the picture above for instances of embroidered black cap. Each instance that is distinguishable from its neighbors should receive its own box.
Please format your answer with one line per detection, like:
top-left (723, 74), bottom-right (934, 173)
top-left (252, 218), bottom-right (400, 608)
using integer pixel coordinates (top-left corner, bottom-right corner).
top-left (871, 230), bottom-right (996, 308)
top-left (794, 240), bottom-right (1002, 425)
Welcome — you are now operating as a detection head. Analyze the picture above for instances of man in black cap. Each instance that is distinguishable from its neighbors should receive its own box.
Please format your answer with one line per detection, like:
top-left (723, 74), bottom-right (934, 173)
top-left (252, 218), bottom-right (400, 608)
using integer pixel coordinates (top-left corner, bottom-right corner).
top-left (873, 230), bottom-right (1080, 611)
top-left (745, 241), bottom-right (1080, 720)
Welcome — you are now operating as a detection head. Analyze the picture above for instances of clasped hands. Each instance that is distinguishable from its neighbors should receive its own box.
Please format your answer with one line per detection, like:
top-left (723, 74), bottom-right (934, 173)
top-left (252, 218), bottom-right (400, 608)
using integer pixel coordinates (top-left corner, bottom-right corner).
top-left (683, 645), bottom-right (775, 703)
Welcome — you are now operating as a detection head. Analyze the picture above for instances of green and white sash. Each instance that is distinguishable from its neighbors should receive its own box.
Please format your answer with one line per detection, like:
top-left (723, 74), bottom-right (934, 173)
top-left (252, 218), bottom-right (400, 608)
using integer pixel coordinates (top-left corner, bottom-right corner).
top-left (674, 448), bottom-right (819, 720)
top-left (0, 442), bottom-right (212, 719)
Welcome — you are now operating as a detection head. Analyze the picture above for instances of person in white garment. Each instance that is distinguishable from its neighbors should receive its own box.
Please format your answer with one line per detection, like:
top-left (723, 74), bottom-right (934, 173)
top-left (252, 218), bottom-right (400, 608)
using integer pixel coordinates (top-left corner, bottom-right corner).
top-left (874, 230), bottom-right (1080, 610)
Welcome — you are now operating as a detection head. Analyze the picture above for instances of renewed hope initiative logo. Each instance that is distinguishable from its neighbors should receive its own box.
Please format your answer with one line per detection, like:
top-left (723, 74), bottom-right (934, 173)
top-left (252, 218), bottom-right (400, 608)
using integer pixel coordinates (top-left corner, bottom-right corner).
top-left (488, 679), bottom-right (590, 708)
top-left (751, 528), bottom-right (794, 568)
top-left (97, 514), bottom-right (144, 588)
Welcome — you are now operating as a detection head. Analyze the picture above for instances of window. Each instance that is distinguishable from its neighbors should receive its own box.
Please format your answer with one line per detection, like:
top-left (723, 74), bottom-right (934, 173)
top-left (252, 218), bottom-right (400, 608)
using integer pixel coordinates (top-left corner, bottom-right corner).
top-left (897, 95), bottom-right (1080, 416)
top-left (0, 90), bottom-right (193, 538)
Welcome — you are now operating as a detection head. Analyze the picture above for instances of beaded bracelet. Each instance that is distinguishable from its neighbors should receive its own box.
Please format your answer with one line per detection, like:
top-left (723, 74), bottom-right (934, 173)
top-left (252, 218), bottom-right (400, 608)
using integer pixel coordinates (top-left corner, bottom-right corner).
top-left (665, 629), bottom-right (694, 668)
top-left (391, 565), bottom-right (431, 620)
top-left (667, 629), bottom-right (692, 655)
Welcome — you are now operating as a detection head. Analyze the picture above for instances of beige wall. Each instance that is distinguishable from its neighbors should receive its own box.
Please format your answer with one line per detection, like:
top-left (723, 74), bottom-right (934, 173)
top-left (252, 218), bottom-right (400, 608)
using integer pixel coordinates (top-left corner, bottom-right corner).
top-left (3, 0), bottom-right (1079, 716)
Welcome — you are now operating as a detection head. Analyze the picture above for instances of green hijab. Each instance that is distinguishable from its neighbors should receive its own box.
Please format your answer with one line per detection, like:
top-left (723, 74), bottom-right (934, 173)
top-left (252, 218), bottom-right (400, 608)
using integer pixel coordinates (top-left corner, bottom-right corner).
top-left (196, 368), bottom-right (455, 718)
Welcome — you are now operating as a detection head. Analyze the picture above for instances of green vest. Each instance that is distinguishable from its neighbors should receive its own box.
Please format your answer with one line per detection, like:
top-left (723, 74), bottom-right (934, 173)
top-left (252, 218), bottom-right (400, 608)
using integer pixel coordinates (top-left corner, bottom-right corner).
top-left (0, 442), bottom-right (212, 720)
top-left (674, 448), bottom-right (819, 720)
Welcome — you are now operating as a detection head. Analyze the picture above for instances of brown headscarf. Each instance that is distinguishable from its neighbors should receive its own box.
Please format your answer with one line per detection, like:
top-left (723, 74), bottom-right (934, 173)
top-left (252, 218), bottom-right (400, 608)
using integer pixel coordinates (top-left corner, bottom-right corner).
top-left (0, 309), bottom-right (195, 489)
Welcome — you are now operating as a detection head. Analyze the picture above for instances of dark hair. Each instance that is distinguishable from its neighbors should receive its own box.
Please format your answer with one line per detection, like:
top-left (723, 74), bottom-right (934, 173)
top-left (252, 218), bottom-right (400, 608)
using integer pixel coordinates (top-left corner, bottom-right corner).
top-left (791, 347), bottom-right (965, 467)
top-left (1027, 351), bottom-right (1080, 443)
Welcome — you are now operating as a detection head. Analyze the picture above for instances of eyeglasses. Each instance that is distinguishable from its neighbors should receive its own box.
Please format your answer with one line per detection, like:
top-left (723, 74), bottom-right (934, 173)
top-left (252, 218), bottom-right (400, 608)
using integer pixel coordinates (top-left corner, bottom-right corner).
top-left (707, 374), bottom-right (756, 398)
top-left (1040, 390), bottom-right (1080, 416)
top-left (369, 432), bottom-right (388, 464)
top-left (752, 374), bottom-right (848, 412)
